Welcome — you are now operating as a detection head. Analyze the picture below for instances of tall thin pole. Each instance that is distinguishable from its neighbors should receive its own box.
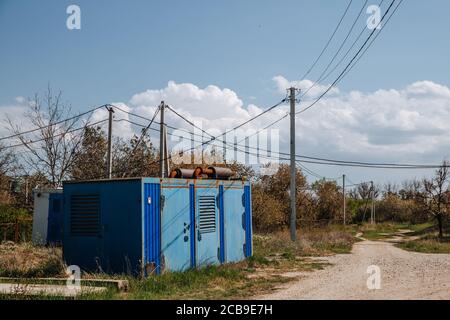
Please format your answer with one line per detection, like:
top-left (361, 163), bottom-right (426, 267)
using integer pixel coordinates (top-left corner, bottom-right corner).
top-left (289, 87), bottom-right (297, 241)
top-left (343, 174), bottom-right (346, 225)
top-left (164, 125), bottom-right (170, 177)
top-left (159, 102), bottom-right (166, 178)
top-left (106, 105), bottom-right (114, 179)
top-left (370, 180), bottom-right (374, 224)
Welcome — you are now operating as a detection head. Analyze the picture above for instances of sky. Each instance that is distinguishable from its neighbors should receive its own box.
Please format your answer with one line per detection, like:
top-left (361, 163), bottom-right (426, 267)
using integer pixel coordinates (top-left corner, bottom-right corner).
top-left (1, 0), bottom-right (450, 186)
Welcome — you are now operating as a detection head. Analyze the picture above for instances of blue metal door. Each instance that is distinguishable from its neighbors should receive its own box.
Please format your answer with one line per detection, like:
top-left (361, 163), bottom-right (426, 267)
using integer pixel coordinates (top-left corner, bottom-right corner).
top-left (195, 186), bottom-right (220, 266)
top-left (223, 185), bottom-right (246, 262)
top-left (160, 182), bottom-right (192, 272)
top-left (47, 193), bottom-right (63, 245)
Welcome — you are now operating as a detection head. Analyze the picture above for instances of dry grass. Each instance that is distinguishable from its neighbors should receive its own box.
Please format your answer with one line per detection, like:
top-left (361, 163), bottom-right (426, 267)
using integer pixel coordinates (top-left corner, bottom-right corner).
top-left (0, 225), bottom-right (357, 299)
top-left (253, 226), bottom-right (356, 260)
top-left (0, 241), bottom-right (64, 278)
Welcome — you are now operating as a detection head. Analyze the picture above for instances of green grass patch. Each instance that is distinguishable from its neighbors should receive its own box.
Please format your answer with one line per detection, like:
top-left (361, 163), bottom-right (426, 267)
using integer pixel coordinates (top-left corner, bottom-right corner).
top-left (396, 235), bottom-right (450, 254)
top-left (358, 222), bottom-right (429, 241)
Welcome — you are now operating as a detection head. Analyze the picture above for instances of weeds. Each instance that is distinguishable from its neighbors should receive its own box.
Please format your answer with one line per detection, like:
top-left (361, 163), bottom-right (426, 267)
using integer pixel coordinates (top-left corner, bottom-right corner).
top-left (0, 225), bottom-right (356, 300)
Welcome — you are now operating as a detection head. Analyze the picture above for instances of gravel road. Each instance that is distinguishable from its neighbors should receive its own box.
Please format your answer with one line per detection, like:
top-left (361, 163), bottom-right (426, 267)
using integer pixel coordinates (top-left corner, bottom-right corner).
top-left (256, 240), bottom-right (450, 300)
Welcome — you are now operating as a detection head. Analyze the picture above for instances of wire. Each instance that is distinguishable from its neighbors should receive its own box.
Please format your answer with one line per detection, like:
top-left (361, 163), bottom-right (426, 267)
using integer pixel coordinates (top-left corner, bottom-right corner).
top-left (165, 105), bottom-right (215, 140)
top-left (0, 104), bottom-right (107, 142)
top-left (1, 119), bottom-right (108, 150)
top-left (122, 117), bottom-right (447, 169)
top-left (301, 0), bottom-right (369, 98)
top-left (320, 0), bottom-right (385, 85)
top-left (296, 0), bottom-right (399, 115)
top-left (299, 0), bottom-right (354, 80)
top-left (340, 0), bottom-right (404, 80)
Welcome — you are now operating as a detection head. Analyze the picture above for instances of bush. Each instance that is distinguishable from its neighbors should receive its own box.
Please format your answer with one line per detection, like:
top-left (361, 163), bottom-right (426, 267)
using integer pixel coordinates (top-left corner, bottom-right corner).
top-left (252, 185), bottom-right (286, 232)
top-left (0, 204), bottom-right (29, 223)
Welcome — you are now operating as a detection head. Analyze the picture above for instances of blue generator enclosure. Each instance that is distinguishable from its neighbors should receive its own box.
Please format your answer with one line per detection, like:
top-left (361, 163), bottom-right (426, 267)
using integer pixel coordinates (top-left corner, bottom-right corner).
top-left (62, 178), bottom-right (252, 275)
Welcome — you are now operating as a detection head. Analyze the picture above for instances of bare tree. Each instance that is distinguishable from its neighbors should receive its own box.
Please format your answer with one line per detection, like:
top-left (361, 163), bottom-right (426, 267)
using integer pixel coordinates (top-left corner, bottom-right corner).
top-left (0, 143), bottom-right (18, 203)
top-left (420, 161), bottom-right (450, 238)
top-left (357, 182), bottom-right (379, 200)
top-left (7, 87), bottom-right (87, 188)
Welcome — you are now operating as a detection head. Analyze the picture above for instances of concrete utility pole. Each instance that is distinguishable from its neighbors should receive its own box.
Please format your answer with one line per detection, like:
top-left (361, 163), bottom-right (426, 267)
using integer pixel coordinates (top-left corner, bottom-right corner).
top-left (159, 102), bottom-right (167, 178)
top-left (289, 87), bottom-right (297, 241)
top-left (370, 180), bottom-right (375, 224)
top-left (106, 105), bottom-right (115, 179)
top-left (343, 174), bottom-right (346, 225)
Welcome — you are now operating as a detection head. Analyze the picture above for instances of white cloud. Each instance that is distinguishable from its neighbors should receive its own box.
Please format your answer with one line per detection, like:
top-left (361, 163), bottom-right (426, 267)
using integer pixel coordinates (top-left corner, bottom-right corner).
top-left (2, 78), bottom-right (450, 182)
top-left (273, 75), bottom-right (340, 98)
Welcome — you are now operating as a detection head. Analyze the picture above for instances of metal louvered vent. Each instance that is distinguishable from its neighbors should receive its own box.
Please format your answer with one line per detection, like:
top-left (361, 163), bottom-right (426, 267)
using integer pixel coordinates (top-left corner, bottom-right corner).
top-left (70, 194), bottom-right (100, 236)
top-left (198, 195), bottom-right (216, 234)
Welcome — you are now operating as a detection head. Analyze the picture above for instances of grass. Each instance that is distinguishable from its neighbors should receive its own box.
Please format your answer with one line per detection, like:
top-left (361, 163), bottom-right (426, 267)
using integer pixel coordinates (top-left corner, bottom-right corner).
top-left (396, 235), bottom-right (450, 254)
top-left (394, 222), bottom-right (450, 254)
top-left (358, 222), bottom-right (434, 241)
top-left (0, 241), bottom-right (64, 278)
top-left (0, 225), bottom-right (356, 300)
top-left (356, 221), bottom-right (450, 254)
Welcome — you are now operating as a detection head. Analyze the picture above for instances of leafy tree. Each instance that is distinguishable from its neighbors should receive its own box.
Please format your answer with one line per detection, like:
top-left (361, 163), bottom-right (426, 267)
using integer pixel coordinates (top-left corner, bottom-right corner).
top-left (420, 161), bottom-right (450, 238)
top-left (312, 180), bottom-right (343, 222)
top-left (113, 134), bottom-right (159, 178)
top-left (70, 126), bottom-right (108, 180)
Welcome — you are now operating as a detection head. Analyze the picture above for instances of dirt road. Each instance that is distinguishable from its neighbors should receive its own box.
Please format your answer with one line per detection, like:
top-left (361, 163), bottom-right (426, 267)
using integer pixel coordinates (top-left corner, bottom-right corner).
top-left (256, 239), bottom-right (450, 300)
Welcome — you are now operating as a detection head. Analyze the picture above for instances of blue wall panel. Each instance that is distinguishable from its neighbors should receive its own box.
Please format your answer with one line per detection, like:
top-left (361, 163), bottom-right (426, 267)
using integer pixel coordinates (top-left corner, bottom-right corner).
top-left (195, 181), bottom-right (220, 266)
top-left (244, 185), bottom-right (253, 257)
top-left (143, 183), bottom-right (161, 275)
top-left (63, 179), bottom-right (142, 274)
top-left (223, 184), bottom-right (246, 262)
top-left (160, 181), bottom-right (191, 272)
top-left (218, 185), bottom-right (225, 263)
top-left (189, 184), bottom-right (196, 268)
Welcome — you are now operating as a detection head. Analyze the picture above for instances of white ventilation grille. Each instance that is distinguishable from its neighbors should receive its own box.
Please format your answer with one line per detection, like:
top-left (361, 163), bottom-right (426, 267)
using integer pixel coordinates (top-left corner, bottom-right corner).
top-left (198, 195), bottom-right (216, 234)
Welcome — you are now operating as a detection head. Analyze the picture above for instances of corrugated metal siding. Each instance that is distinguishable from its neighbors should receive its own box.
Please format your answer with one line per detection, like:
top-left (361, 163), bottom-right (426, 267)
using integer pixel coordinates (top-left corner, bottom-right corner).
top-left (218, 185), bottom-right (225, 263)
top-left (144, 183), bottom-right (161, 275)
top-left (244, 185), bottom-right (253, 257)
top-left (189, 184), bottom-right (196, 268)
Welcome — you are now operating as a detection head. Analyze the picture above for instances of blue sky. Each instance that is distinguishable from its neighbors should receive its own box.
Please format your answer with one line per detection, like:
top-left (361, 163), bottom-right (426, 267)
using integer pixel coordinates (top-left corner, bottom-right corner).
top-left (1, 0), bottom-right (450, 184)
top-left (1, 0), bottom-right (449, 108)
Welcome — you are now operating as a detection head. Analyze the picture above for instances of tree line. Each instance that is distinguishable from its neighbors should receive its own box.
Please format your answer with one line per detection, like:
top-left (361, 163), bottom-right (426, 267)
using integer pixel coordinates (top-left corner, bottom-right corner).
top-left (0, 89), bottom-right (449, 238)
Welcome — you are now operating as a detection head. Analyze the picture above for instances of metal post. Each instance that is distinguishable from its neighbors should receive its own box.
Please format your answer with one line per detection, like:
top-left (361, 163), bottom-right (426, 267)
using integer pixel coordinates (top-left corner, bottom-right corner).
top-left (106, 105), bottom-right (114, 179)
top-left (370, 180), bottom-right (374, 224)
top-left (343, 174), bottom-right (346, 225)
top-left (159, 102), bottom-right (166, 178)
top-left (164, 125), bottom-right (170, 177)
top-left (289, 87), bottom-right (297, 241)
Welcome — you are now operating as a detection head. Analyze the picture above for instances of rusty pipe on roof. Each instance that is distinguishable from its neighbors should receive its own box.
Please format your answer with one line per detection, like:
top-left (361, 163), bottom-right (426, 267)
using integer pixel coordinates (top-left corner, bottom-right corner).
top-left (169, 168), bottom-right (195, 179)
top-left (205, 166), bottom-right (233, 180)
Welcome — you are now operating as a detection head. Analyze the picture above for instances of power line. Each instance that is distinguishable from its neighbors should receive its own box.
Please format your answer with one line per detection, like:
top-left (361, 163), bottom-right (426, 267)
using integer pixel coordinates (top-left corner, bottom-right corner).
top-left (1, 119), bottom-right (108, 150)
top-left (0, 104), bottom-right (107, 142)
top-left (122, 116), bottom-right (447, 169)
top-left (296, 0), bottom-right (399, 115)
top-left (301, 0), bottom-right (369, 98)
top-left (299, 0), bottom-right (354, 80)
top-left (319, 0), bottom-right (385, 85)
top-left (340, 0), bottom-right (404, 80)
